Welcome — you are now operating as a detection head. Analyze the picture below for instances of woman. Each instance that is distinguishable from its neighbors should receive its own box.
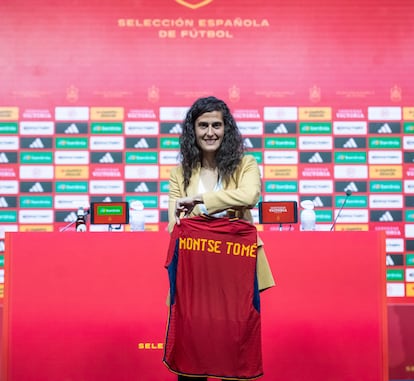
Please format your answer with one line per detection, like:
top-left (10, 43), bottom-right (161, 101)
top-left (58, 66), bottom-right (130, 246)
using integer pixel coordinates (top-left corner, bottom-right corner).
top-left (166, 96), bottom-right (275, 381)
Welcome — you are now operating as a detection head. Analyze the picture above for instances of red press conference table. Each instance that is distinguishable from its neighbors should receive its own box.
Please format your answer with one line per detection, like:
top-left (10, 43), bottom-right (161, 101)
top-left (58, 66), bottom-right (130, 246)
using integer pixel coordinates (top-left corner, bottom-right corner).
top-left (2, 230), bottom-right (387, 381)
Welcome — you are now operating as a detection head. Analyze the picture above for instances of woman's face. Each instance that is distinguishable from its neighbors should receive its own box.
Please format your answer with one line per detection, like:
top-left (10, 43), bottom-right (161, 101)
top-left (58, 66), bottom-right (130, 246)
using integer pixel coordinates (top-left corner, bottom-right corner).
top-left (194, 111), bottom-right (225, 154)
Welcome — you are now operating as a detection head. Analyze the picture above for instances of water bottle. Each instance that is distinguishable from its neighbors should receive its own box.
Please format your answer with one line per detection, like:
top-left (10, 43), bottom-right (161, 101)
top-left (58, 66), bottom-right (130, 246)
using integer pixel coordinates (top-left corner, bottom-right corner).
top-left (300, 200), bottom-right (316, 231)
top-left (129, 201), bottom-right (145, 231)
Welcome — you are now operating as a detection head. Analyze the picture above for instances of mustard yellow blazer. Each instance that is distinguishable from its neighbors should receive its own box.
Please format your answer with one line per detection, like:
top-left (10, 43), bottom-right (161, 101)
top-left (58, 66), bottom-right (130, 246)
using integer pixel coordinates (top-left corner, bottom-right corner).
top-left (168, 155), bottom-right (275, 291)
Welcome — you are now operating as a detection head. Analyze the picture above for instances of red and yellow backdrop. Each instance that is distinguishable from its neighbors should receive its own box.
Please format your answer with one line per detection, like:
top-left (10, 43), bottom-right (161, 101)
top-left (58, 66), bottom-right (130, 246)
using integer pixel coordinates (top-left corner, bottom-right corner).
top-left (1, 0), bottom-right (414, 379)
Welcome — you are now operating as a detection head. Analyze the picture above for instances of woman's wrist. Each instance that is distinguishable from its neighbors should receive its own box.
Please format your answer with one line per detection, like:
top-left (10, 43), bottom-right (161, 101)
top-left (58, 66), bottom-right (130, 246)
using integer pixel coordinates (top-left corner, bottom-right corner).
top-left (193, 195), bottom-right (204, 204)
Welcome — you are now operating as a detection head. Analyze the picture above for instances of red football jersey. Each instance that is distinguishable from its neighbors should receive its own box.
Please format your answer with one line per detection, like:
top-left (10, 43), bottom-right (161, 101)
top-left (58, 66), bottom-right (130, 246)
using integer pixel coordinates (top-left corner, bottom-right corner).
top-left (163, 216), bottom-right (263, 380)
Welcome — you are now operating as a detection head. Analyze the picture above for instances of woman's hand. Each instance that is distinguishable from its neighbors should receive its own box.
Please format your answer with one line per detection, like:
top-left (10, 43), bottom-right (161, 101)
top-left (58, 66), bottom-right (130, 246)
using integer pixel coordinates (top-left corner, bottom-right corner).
top-left (175, 195), bottom-right (203, 225)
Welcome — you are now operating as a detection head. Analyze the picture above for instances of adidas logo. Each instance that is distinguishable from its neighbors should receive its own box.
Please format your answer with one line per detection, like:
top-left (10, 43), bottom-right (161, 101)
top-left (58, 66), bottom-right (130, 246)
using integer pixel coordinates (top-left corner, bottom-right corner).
top-left (243, 138), bottom-right (254, 148)
top-left (102, 197), bottom-right (112, 202)
top-left (65, 211), bottom-right (78, 223)
top-left (64, 123), bottom-right (80, 134)
top-left (29, 182), bottom-right (44, 192)
top-left (0, 197), bottom-right (8, 207)
top-left (29, 138), bottom-right (45, 149)
top-left (134, 183), bottom-right (150, 192)
top-left (312, 197), bottom-right (324, 207)
top-left (308, 153), bottom-right (323, 163)
top-left (377, 123), bottom-right (392, 134)
top-left (273, 123), bottom-right (288, 134)
top-left (169, 123), bottom-right (182, 134)
top-left (379, 211), bottom-right (394, 222)
top-left (345, 182), bottom-right (358, 193)
top-left (386, 255), bottom-right (395, 266)
top-left (343, 138), bottom-right (358, 148)
top-left (0, 153), bottom-right (9, 163)
top-left (99, 153), bottom-right (115, 163)
top-left (134, 138), bottom-right (150, 149)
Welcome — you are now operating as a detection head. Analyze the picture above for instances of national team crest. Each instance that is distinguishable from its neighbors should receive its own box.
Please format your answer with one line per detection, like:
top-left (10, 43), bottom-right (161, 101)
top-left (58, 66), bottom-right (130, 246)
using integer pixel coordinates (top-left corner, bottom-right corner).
top-left (390, 84), bottom-right (402, 102)
top-left (66, 85), bottom-right (79, 103)
top-left (175, 0), bottom-right (213, 9)
top-left (309, 85), bottom-right (321, 103)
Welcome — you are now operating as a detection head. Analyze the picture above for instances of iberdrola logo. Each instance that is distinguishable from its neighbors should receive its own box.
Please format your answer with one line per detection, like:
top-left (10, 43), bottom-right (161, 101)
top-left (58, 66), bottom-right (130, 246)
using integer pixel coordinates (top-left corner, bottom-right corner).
top-left (175, 0), bottom-right (213, 9)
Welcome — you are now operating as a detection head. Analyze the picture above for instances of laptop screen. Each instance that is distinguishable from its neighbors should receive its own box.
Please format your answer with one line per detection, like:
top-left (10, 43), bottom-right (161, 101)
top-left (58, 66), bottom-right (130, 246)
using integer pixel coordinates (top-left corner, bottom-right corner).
top-left (90, 202), bottom-right (130, 225)
top-left (258, 201), bottom-right (298, 224)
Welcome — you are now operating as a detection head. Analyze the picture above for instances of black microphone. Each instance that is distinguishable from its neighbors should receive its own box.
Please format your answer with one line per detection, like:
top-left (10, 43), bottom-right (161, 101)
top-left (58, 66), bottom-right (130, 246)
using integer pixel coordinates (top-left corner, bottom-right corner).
top-left (330, 190), bottom-right (352, 231)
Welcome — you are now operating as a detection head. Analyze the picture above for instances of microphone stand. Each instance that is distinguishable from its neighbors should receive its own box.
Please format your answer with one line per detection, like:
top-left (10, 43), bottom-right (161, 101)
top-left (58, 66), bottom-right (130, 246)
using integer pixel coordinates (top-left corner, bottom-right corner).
top-left (59, 220), bottom-right (76, 232)
top-left (330, 190), bottom-right (352, 231)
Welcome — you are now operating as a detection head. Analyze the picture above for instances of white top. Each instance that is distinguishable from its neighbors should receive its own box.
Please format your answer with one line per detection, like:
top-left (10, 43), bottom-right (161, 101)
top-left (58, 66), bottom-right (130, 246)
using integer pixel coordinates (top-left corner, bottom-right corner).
top-left (198, 177), bottom-right (227, 218)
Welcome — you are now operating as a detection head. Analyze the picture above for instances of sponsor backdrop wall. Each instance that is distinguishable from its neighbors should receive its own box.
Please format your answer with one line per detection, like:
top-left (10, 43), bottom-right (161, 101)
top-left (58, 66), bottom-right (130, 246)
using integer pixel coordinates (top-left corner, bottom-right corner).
top-left (1, 0), bottom-right (414, 299)
top-left (1, 0), bottom-right (414, 370)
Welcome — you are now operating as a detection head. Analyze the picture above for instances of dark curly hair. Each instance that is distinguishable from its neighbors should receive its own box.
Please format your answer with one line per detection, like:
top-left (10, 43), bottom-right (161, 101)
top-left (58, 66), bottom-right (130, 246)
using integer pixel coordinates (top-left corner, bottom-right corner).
top-left (179, 96), bottom-right (245, 191)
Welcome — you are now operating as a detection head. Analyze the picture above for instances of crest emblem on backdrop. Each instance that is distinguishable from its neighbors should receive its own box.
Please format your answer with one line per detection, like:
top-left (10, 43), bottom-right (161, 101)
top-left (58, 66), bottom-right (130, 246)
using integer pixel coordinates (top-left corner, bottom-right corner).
top-left (175, 0), bottom-right (213, 9)
top-left (390, 84), bottom-right (402, 102)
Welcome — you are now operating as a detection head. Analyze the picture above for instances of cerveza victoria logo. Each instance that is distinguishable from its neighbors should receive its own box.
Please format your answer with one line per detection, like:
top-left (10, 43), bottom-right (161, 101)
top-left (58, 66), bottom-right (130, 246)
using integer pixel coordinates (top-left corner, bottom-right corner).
top-left (175, 0), bottom-right (213, 9)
